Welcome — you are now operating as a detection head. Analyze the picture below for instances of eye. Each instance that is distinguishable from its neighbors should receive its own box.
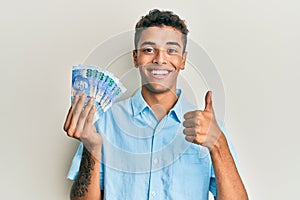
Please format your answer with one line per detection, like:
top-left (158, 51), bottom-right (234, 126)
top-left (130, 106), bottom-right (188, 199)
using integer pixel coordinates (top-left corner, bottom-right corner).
top-left (168, 48), bottom-right (178, 54)
top-left (142, 47), bottom-right (154, 53)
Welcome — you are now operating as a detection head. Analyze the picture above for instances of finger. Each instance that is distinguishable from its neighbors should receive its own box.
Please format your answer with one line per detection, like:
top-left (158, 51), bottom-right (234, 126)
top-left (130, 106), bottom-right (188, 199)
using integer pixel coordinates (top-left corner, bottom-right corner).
top-left (64, 94), bottom-right (79, 133)
top-left (184, 110), bottom-right (201, 120)
top-left (69, 94), bottom-right (87, 134)
top-left (192, 135), bottom-right (207, 146)
top-left (204, 91), bottom-right (213, 111)
top-left (63, 107), bottom-right (73, 132)
top-left (183, 118), bottom-right (200, 128)
top-left (76, 98), bottom-right (95, 134)
top-left (183, 111), bottom-right (194, 120)
top-left (185, 135), bottom-right (195, 143)
top-left (82, 105), bottom-right (97, 137)
top-left (85, 105), bottom-right (97, 125)
top-left (183, 127), bottom-right (196, 136)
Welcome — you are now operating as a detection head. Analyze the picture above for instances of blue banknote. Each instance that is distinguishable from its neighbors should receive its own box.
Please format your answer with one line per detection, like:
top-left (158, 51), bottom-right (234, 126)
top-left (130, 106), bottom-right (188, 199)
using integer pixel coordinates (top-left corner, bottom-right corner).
top-left (71, 64), bottom-right (126, 117)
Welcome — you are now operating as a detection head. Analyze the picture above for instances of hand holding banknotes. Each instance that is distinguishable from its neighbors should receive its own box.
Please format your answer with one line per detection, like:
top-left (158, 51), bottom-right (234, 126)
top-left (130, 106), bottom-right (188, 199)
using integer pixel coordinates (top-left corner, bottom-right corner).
top-left (64, 64), bottom-right (126, 159)
top-left (64, 93), bottom-right (103, 159)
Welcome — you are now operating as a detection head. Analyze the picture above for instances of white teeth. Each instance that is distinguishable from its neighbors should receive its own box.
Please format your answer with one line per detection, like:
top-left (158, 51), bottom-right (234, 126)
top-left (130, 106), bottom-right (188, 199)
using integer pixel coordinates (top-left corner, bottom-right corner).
top-left (151, 70), bottom-right (169, 75)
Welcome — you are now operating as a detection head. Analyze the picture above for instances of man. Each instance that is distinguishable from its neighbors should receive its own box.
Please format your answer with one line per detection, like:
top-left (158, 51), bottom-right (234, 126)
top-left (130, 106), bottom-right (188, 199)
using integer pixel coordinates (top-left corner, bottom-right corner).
top-left (64, 9), bottom-right (248, 200)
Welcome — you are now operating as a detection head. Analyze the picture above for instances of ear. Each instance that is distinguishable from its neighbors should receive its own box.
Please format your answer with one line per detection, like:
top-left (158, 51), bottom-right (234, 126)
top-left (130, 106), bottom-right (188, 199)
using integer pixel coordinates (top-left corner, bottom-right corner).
top-left (179, 51), bottom-right (187, 70)
top-left (133, 50), bottom-right (138, 68)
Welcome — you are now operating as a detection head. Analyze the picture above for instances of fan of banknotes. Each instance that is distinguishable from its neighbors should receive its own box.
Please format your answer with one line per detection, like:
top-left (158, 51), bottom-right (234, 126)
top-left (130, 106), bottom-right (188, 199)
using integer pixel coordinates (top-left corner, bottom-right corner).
top-left (71, 64), bottom-right (126, 115)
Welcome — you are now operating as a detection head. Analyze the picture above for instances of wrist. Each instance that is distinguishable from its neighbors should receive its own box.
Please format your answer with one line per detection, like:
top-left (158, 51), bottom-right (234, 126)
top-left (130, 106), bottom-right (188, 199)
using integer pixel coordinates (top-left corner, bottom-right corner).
top-left (83, 145), bottom-right (102, 163)
top-left (210, 132), bottom-right (229, 157)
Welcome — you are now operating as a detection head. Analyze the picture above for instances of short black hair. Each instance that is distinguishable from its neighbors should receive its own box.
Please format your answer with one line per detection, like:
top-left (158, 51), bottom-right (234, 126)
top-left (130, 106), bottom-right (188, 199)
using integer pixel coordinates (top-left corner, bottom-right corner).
top-left (134, 9), bottom-right (189, 53)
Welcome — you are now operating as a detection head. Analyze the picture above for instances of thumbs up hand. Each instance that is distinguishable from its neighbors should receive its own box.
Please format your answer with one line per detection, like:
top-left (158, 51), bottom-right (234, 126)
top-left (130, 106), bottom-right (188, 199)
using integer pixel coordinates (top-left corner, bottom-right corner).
top-left (183, 91), bottom-right (222, 150)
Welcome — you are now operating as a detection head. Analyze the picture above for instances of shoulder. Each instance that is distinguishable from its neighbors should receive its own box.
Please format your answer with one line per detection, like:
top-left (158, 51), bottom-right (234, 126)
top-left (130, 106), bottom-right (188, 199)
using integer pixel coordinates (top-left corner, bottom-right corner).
top-left (98, 97), bottom-right (132, 118)
top-left (94, 97), bottom-right (132, 131)
top-left (110, 97), bottom-right (133, 116)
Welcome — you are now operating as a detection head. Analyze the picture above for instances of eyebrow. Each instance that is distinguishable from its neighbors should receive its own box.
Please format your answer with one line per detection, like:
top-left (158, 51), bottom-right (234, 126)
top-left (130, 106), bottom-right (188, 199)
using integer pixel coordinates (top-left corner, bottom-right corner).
top-left (139, 41), bottom-right (181, 48)
top-left (140, 41), bottom-right (156, 47)
top-left (166, 42), bottom-right (181, 48)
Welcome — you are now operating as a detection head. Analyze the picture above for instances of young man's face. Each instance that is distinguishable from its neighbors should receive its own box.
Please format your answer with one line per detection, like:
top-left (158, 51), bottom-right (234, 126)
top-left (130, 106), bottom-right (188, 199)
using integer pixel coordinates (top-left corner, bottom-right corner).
top-left (133, 26), bottom-right (187, 94)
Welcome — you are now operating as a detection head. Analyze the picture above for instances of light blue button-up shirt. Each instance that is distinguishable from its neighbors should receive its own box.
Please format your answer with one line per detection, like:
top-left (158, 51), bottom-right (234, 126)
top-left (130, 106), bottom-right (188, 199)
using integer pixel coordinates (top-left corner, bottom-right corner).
top-left (67, 89), bottom-right (237, 200)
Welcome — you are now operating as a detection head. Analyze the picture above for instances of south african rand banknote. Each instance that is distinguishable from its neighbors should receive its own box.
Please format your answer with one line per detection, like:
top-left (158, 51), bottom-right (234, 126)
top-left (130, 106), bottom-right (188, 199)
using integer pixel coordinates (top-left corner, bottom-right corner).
top-left (71, 64), bottom-right (126, 121)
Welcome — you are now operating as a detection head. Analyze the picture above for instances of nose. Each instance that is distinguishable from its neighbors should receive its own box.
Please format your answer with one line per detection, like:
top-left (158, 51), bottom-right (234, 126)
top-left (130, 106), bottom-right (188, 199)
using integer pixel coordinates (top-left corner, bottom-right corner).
top-left (152, 49), bottom-right (167, 65)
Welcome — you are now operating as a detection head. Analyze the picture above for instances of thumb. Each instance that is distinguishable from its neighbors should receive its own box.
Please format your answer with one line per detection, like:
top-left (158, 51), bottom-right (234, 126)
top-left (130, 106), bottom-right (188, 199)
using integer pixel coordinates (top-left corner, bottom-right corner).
top-left (204, 90), bottom-right (213, 111)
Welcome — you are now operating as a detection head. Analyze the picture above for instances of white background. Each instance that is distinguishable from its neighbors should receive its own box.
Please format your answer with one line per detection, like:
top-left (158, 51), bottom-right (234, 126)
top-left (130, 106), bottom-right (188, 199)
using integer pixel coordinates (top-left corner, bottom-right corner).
top-left (1, 0), bottom-right (299, 199)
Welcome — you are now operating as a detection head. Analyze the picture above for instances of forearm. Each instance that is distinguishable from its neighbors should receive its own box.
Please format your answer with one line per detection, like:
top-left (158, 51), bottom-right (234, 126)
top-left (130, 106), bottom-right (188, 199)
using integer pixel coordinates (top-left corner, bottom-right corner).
top-left (210, 133), bottom-right (248, 200)
top-left (70, 147), bottom-right (101, 200)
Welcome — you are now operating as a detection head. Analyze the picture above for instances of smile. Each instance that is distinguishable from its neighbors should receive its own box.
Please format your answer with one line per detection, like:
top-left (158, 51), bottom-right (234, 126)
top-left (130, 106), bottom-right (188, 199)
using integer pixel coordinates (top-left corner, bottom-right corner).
top-left (151, 70), bottom-right (170, 75)
top-left (148, 69), bottom-right (171, 79)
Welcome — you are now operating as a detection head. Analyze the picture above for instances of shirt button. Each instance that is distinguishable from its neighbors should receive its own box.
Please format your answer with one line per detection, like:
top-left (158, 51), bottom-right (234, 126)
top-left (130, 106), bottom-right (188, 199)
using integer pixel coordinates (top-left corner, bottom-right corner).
top-left (151, 191), bottom-right (157, 197)
top-left (153, 158), bottom-right (158, 165)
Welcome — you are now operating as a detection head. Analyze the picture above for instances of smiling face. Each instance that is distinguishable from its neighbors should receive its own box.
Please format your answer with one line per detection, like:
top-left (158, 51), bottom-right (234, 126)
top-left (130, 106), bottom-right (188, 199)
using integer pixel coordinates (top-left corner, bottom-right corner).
top-left (133, 26), bottom-right (187, 94)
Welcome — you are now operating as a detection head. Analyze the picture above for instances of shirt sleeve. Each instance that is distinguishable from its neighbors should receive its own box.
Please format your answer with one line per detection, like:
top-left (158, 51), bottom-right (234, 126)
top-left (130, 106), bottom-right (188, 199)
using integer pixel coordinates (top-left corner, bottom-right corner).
top-left (67, 142), bottom-right (83, 181)
top-left (209, 120), bottom-right (239, 197)
top-left (66, 142), bottom-right (105, 190)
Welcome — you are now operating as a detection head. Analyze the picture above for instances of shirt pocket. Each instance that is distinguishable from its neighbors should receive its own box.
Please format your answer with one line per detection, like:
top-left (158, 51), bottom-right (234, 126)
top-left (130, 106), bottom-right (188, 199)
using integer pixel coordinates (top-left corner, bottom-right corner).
top-left (171, 147), bottom-right (211, 198)
top-left (175, 151), bottom-right (209, 174)
top-left (179, 151), bottom-right (202, 163)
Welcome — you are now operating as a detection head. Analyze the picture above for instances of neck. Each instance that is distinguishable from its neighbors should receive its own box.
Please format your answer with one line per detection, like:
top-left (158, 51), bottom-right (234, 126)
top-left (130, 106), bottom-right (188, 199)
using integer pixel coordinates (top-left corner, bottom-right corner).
top-left (141, 86), bottom-right (179, 121)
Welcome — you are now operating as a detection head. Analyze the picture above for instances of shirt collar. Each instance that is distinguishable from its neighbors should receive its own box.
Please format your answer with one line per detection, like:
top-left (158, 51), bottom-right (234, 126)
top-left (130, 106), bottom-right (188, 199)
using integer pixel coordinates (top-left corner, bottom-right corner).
top-left (169, 89), bottom-right (184, 123)
top-left (131, 88), bottom-right (149, 116)
top-left (131, 88), bottom-right (185, 123)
